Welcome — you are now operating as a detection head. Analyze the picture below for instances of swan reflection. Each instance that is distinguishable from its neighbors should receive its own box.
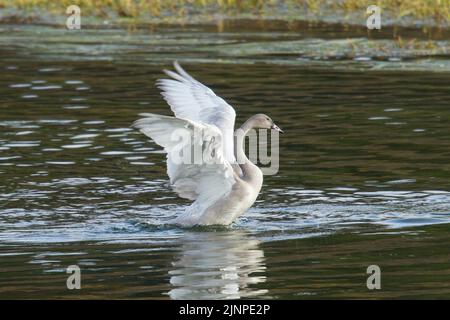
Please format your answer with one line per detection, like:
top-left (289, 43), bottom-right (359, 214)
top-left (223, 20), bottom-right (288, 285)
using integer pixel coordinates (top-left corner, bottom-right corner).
top-left (168, 230), bottom-right (267, 299)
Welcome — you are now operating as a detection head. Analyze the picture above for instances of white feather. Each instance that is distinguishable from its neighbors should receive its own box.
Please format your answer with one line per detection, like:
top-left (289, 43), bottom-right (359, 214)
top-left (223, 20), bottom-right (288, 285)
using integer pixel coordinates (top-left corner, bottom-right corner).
top-left (132, 113), bottom-right (236, 208)
top-left (156, 61), bottom-right (236, 163)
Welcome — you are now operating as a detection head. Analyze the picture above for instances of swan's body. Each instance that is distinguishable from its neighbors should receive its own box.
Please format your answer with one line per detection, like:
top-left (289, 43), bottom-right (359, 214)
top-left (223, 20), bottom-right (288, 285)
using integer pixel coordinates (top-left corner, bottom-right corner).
top-left (133, 62), bottom-right (282, 226)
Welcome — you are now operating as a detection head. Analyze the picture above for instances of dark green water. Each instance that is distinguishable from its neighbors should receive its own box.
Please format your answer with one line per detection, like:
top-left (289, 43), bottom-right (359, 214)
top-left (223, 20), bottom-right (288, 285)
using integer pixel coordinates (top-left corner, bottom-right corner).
top-left (0, 23), bottom-right (449, 299)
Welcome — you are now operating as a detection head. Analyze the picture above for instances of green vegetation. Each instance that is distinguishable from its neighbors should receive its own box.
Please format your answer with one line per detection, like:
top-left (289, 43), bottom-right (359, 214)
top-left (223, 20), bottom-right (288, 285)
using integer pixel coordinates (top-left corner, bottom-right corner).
top-left (0, 0), bottom-right (449, 26)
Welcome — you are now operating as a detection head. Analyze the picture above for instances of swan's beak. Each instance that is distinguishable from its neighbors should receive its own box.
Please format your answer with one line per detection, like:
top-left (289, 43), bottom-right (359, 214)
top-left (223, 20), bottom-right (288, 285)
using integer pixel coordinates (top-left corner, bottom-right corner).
top-left (271, 123), bottom-right (283, 133)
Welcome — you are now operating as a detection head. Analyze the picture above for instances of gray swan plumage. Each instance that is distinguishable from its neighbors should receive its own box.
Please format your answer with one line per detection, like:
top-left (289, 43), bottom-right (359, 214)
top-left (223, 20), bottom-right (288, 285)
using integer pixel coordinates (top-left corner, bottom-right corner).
top-left (133, 62), bottom-right (282, 226)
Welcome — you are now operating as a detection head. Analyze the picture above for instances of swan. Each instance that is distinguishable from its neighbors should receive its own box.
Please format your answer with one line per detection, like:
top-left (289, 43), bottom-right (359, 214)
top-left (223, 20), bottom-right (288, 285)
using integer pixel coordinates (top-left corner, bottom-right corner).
top-left (132, 62), bottom-right (283, 226)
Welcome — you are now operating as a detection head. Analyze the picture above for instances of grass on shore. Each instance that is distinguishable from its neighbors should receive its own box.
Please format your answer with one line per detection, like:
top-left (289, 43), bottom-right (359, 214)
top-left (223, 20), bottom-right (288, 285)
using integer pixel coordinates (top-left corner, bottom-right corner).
top-left (0, 0), bottom-right (449, 24)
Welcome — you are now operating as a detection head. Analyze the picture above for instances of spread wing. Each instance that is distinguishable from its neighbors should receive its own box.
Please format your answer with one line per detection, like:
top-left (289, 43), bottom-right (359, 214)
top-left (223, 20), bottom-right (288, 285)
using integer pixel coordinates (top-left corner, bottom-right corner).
top-left (132, 113), bottom-right (236, 201)
top-left (156, 61), bottom-right (236, 163)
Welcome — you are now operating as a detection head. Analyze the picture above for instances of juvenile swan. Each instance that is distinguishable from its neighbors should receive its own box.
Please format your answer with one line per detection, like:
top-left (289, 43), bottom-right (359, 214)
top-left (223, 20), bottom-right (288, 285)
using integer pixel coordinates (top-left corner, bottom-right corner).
top-left (133, 62), bottom-right (283, 226)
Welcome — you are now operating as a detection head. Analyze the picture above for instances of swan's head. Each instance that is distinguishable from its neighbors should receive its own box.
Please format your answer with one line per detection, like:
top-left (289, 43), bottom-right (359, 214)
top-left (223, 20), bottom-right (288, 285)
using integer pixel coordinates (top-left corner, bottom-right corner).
top-left (251, 114), bottom-right (283, 133)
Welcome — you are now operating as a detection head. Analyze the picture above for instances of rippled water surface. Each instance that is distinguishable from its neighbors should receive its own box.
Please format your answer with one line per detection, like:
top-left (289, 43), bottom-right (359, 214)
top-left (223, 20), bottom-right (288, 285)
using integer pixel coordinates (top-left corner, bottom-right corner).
top-left (1, 23), bottom-right (450, 299)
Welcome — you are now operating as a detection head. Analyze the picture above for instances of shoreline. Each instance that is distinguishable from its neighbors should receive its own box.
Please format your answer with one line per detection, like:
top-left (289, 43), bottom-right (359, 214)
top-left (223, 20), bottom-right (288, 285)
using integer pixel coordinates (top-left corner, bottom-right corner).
top-left (0, 4), bottom-right (449, 31)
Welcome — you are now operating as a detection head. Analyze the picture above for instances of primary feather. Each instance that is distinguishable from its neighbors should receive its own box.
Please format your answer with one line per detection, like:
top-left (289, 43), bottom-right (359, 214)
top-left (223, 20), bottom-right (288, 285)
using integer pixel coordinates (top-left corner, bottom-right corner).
top-left (132, 113), bottom-right (235, 207)
top-left (156, 61), bottom-right (236, 163)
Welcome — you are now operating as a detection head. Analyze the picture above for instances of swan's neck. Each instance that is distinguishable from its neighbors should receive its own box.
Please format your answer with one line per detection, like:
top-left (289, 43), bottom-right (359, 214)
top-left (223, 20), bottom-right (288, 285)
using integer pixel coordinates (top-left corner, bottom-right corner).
top-left (235, 120), bottom-right (251, 165)
top-left (235, 119), bottom-right (262, 183)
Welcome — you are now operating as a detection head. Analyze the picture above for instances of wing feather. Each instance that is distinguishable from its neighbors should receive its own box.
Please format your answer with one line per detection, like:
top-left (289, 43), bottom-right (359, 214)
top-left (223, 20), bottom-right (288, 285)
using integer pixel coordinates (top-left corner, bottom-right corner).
top-left (156, 61), bottom-right (236, 163)
top-left (132, 113), bottom-right (235, 201)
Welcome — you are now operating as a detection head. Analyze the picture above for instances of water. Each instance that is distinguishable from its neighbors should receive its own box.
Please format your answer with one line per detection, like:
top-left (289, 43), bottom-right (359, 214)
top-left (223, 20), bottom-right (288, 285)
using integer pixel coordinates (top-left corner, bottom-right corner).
top-left (1, 23), bottom-right (450, 299)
